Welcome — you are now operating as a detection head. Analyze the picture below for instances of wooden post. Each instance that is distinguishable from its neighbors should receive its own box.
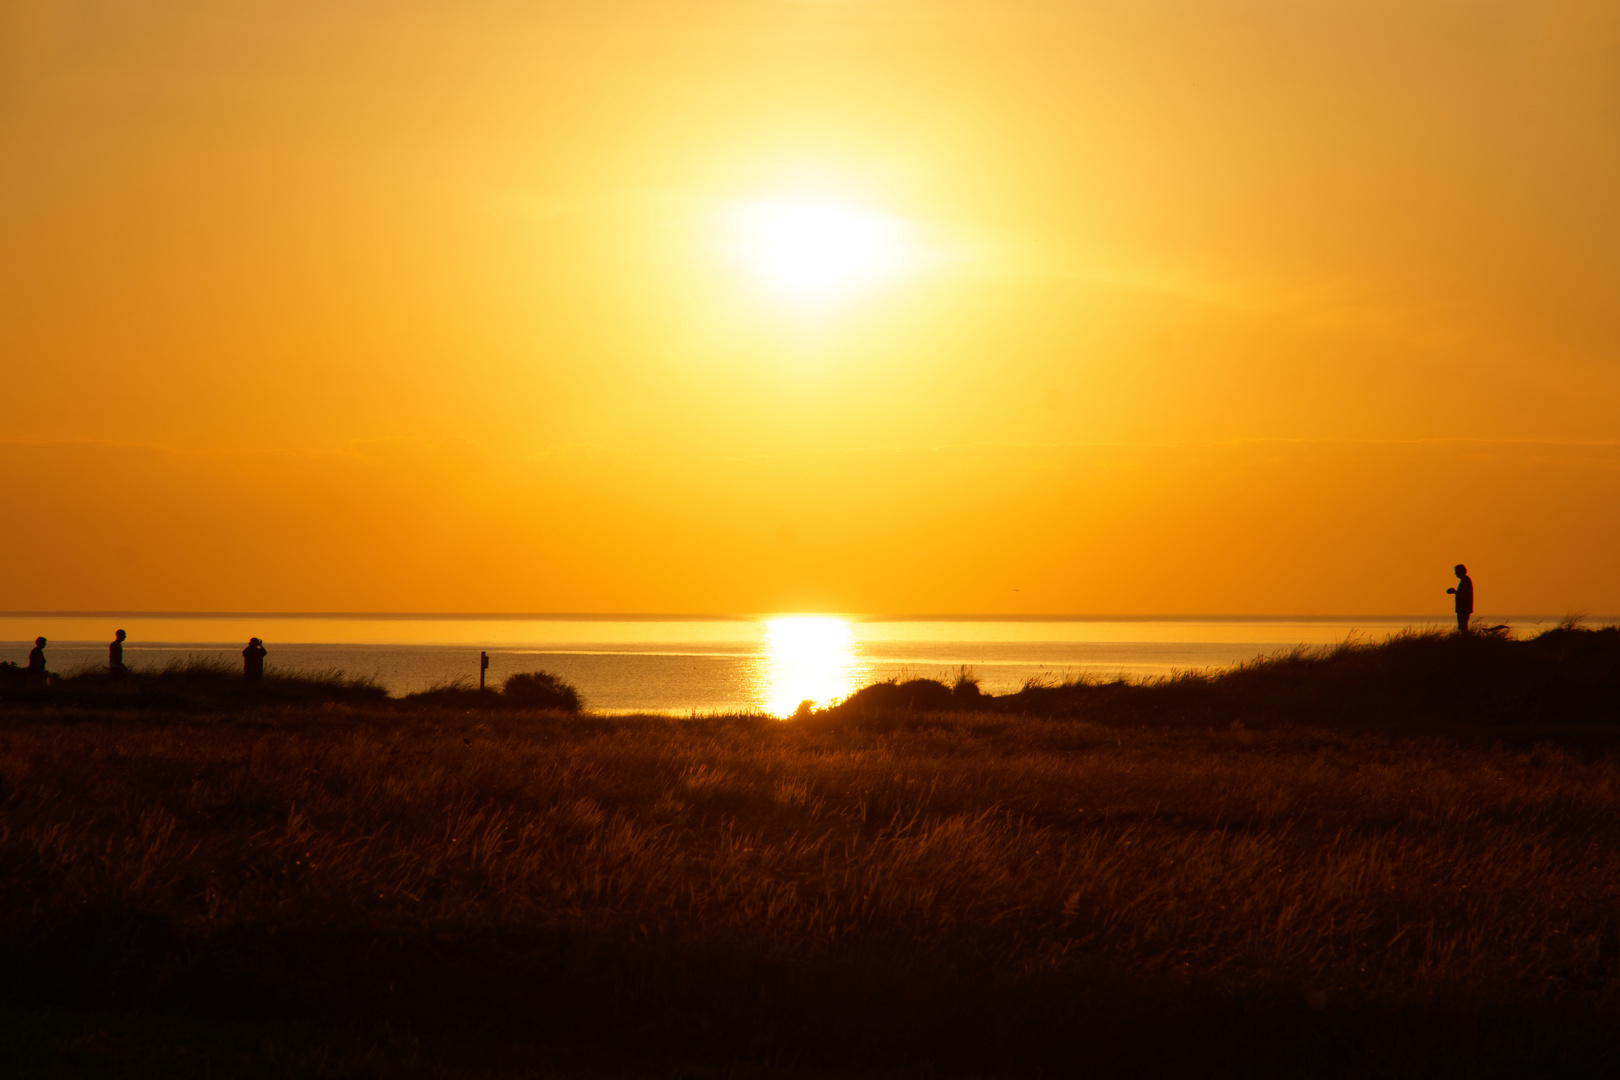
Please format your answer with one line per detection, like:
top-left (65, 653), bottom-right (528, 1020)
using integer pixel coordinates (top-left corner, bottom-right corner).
top-left (480, 650), bottom-right (489, 691)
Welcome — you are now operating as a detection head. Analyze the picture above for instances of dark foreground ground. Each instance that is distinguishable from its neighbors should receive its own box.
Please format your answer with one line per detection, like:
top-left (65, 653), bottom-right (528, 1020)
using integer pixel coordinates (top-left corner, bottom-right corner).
top-left (2, 628), bottom-right (1620, 1077)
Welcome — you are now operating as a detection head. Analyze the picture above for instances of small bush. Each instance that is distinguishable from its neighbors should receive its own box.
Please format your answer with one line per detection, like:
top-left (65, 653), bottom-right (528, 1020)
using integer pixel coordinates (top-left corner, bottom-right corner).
top-left (951, 665), bottom-right (984, 701)
top-left (828, 677), bottom-right (957, 715)
top-left (502, 670), bottom-right (582, 712)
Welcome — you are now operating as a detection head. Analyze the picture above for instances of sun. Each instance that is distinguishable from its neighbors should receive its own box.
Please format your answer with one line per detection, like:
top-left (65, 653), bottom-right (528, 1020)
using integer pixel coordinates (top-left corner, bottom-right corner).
top-left (759, 615), bottom-right (859, 717)
top-left (723, 198), bottom-right (914, 302)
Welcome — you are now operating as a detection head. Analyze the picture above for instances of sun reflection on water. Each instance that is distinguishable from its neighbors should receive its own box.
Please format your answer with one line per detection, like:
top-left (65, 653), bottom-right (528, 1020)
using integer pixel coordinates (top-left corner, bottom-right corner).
top-left (760, 616), bottom-right (859, 718)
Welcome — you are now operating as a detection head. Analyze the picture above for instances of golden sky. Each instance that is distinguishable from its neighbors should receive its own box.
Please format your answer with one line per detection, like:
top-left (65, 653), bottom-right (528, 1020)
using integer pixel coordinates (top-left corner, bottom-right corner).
top-left (3, 1), bottom-right (1618, 614)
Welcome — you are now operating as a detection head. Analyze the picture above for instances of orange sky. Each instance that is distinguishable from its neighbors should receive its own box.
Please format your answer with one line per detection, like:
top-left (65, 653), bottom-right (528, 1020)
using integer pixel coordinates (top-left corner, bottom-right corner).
top-left (3, 1), bottom-right (1618, 614)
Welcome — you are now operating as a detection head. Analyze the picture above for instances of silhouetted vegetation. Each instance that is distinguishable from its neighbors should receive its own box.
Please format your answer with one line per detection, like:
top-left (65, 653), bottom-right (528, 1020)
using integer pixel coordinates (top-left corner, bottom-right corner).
top-left (992, 623), bottom-right (1620, 737)
top-left (827, 624), bottom-right (1620, 744)
top-left (0, 657), bottom-right (588, 717)
top-left (2, 627), bottom-right (1618, 1076)
top-left (399, 670), bottom-right (585, 712)
top-left (501, 670), bottom-right (583, 712)
top-left (0, 656), bottom-right (388, 710)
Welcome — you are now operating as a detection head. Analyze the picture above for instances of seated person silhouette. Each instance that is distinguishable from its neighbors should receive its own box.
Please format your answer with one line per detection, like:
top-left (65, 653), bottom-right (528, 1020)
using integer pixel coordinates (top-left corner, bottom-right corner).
top-left (27, 636), bottom-right (48, 690)
top-left (1446, 564), bottom-right (1473, 634)
top-left (109, 629), bottom-right (128, 677)
top-left (243, 637), bottom-right (267, 681)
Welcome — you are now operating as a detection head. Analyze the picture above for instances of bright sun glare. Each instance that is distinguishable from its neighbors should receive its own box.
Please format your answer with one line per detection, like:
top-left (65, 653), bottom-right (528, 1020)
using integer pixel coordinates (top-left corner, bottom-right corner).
top-left (761, 615), bottom-right (859, 718)
top-left (725, 199), bottom-right (913, 302)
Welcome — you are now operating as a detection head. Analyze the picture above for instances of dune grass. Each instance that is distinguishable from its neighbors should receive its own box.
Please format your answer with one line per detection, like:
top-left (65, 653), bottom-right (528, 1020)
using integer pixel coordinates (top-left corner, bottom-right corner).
top-left (838, 624), bottom-right (1620, 738)
top-left (1, 629), bottom-right (1619, 1076)
top-left (1, 657), bottom-right (583, 714)
top-left (0, 655), bottom-right (389, 710)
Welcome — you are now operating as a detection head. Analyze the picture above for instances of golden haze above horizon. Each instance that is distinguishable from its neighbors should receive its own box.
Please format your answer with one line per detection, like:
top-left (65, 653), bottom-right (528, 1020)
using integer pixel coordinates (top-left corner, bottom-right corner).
top-left (3, 1), bottom-right (1618, 614)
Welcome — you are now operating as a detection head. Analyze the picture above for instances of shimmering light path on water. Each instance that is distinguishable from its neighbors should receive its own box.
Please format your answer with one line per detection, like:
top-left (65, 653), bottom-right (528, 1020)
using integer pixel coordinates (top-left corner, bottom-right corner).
top-left (0, 614), bottom-right (1567, 717)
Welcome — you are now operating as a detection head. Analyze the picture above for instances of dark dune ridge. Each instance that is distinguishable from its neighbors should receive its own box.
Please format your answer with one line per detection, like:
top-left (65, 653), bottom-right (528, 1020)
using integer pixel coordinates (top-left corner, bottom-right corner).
top-left (0, 657), bottom-right (582, 714)
top-left (1, 626), bottom-right (1618, 1077)
top-left (835, 622), bottom-right (1620, 736)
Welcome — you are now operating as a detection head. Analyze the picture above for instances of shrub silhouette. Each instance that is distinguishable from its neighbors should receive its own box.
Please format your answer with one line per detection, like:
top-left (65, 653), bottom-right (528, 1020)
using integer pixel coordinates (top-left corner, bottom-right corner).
top-left (951, 665), bottom-right (984, 702)
top-left (502, 670), bottom-right (582, 712)
top-left (831, 677), bottom-right (957, 715)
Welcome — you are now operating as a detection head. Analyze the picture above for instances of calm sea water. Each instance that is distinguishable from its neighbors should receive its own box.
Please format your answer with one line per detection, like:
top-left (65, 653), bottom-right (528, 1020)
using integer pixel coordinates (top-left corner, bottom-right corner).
top-left (0, 613), bottom-right (1561, 717)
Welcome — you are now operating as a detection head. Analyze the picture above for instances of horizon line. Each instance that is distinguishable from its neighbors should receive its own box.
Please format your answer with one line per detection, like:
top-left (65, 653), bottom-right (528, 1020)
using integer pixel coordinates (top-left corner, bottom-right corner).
top-left (0, 611), bottom-right (1599, 623)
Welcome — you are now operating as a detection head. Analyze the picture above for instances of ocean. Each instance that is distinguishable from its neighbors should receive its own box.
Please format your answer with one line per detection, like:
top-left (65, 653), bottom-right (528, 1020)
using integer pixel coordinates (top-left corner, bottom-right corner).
top-left (0, 613), bottom-right (1558, 717)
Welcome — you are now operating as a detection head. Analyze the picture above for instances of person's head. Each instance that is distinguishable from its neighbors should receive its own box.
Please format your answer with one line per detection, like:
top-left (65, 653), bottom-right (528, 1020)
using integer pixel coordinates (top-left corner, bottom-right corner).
top-left (35, 636), bottom-right (46, 647)
top-left (249, 637), bottom-right (262, 647)
top-left (1454, 564), bottom-right (1468, 578)
top-left (115, 629), bottom-right (126, 641)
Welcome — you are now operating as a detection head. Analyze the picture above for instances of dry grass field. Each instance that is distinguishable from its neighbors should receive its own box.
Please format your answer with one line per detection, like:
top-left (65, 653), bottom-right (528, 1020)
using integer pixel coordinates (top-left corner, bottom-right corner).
top-left (2, 630), bottom-right (1619, 1077)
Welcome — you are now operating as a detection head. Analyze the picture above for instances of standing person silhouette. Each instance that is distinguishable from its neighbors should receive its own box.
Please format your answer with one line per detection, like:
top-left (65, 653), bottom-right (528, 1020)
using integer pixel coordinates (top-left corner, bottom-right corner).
top-left (26, 636), bottom-right (48, 690)
top-left (243, 637), bottom-right (267, 681)
top-left (1446, 564), bottom-right (1474, 634)
top-left (109, 629), bottom-right (128, 677)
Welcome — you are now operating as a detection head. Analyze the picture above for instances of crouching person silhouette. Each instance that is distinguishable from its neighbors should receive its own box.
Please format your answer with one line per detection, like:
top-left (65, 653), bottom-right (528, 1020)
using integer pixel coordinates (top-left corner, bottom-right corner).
top-left (243, 637), bottom-right (267, 681)
top-left (1446, 564), bottom-right (1473, 634)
